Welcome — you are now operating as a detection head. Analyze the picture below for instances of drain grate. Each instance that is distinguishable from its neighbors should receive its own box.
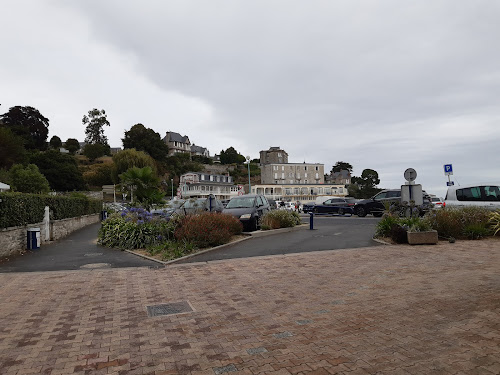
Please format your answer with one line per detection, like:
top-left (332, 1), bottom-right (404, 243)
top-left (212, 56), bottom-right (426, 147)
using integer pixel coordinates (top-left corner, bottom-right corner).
top-left (146, 301), bottom-right (193, 317)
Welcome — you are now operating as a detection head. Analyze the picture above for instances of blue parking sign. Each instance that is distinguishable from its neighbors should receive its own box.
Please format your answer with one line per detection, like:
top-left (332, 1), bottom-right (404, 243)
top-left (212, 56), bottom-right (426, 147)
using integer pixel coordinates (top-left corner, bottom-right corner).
top-left (444, 164), bottom-right (453, 175)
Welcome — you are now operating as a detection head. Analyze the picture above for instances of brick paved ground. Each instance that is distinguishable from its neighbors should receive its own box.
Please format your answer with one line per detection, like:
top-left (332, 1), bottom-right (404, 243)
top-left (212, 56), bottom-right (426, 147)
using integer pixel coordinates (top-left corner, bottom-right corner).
top-left (0, 239), bottom-right (499, 375)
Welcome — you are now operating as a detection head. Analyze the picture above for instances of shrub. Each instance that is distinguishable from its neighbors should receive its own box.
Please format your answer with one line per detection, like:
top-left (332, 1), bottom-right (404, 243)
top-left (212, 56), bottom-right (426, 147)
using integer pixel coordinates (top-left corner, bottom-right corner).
top-left (174, 213), bottom-right (242, 248)
top-left (98, 209), bottom-right (175, 249)
top-left (0, 192), bottom-right (102, 228)
top-left (261, 210), bottom-right (301, 230)
top-left (146, 240), bottom-right (196, 261)
top-left (375, 214), bottom-right (400, 237)
top-left (463, 223), bottom-right (491, 240)
top-left (426, 207), bottom-right (491, 239)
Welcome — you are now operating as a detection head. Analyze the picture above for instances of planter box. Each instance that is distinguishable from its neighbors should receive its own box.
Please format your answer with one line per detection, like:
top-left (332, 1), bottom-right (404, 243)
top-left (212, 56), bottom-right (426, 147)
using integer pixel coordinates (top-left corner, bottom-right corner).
top-left (407, 230), bottom-right (438, 245)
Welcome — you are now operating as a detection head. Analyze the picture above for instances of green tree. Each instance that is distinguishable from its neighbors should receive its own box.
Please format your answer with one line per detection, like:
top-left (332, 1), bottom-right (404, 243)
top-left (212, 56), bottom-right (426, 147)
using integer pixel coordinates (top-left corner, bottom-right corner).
top-left (83, 143), bottom-right (110, 161)
top-left (64, 138), bottom-right (80, 154)
top-left (119, 166), bottom-right (164, 207)
top-left (49, 135), bottom-right (62, 149)
top-left (0, 106), bottom-right (49, 150)
top-left (331, 161), bottom-right (353, 173)
top-left (192, 155), bottom-right (213, 164)
top-left (0, 127), bottom-right (26, 169)
top-left (164, 153), bottom-right (203, 179)
top-left (82, 108), bottom-right (110, 145)
top-left (349, 169), bottom-right (381, 198)
top-left (9, 164), bottom-right (50, 193)
top-left (30, 150), bottom-right (85, 191)
top-left (111, 148), bottom-right (157, 183)
top-left (220, 147), bottom-right (246, 165)
top-left (122, 123), bottom-right (169, 162)
top-left (82, 163), bottom-right (114, 188)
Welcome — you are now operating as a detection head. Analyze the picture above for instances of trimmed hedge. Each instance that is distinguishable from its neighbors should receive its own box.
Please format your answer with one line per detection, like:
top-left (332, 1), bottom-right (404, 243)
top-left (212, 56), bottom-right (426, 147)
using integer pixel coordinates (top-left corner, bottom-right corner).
top-left (0, 192), bottom-right (102, 228)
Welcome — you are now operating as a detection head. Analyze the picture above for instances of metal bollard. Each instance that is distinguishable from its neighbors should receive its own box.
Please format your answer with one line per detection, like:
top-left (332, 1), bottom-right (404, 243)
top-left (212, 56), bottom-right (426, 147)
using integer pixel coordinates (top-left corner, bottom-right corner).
top-left (309, 212), bottom-right (314, 230)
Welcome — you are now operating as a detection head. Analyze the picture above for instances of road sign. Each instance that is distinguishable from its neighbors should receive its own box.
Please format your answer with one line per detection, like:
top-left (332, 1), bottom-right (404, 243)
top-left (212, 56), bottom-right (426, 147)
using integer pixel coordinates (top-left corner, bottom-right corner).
top-left (444, 164), bottom-right (453, 176)
top-left (404, 168), bottom-right (417, 182)
top-left (447, 181), bottom-right (454, 186)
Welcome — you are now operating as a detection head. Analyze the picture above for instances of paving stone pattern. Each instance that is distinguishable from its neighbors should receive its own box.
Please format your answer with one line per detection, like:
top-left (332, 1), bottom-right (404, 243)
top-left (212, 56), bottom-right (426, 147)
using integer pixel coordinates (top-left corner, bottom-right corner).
top-left (0, 239), bottom-right (499, 375)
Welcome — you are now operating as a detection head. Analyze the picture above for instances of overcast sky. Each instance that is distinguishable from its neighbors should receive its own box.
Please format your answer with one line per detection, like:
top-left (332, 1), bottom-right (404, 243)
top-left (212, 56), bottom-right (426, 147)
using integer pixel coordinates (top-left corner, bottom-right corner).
top-left (2, 0), bottom-right (499, 197)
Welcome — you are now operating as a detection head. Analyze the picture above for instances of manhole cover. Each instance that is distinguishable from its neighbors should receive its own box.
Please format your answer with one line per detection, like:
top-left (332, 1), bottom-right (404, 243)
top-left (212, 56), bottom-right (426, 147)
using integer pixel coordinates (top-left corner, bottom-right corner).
top-left (146, 301), bottom-right (193, 317)
top-left (80, 263), bottom-right (110, 269)
top-left (84, 253), bottom-right (103, 257)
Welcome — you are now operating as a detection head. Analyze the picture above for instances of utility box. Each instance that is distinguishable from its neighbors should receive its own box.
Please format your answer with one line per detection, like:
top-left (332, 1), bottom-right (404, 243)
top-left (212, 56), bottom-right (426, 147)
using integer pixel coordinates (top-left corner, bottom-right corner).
top-left (27, 227), bottom-right (41, 250)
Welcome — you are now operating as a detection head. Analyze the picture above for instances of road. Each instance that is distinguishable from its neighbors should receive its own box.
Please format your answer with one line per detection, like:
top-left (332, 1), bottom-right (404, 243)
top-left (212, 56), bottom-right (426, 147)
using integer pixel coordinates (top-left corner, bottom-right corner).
top-left (0, 223), bottom-right (159, 273)
top-left (176, 215), bottom-right (381, 263)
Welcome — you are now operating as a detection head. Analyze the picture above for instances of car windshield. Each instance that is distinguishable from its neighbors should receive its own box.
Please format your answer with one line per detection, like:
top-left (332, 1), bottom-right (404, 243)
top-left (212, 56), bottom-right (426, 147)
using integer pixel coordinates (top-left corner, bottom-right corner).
top-left (183, 198), bottom-right (206, 209)
top-left (431, 197), bottom-right (441, 202)
top-left (226, 197), bottom-right (255, 208)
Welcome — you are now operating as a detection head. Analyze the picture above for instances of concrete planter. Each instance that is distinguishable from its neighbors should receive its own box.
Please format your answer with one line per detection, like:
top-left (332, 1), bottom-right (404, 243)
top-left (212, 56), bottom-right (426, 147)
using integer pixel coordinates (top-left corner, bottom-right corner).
top-left (407, 230), bottom-right (438, 245)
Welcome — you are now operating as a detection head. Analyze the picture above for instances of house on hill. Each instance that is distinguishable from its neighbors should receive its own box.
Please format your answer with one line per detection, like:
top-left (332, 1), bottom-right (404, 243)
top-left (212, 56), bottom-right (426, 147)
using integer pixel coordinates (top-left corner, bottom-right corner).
top-left (163, 131), bottom-right (191, 156)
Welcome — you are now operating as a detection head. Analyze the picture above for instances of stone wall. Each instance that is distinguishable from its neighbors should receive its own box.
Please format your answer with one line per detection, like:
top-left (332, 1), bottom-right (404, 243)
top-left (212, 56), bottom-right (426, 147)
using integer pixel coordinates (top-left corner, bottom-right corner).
top-left (0, 214), bottom-right (100, 259)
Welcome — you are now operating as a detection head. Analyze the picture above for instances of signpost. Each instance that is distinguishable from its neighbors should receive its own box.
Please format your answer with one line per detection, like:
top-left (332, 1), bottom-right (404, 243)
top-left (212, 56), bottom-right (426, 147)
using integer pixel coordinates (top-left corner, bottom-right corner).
top-left (401, 168), bottom-right (423, 217)
top-left (443, 164), bottom-right (453, 186)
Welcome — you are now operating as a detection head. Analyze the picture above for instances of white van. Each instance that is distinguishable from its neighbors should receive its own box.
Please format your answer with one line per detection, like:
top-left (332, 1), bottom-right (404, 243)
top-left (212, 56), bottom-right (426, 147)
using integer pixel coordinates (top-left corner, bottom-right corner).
top-left (444, 184), bottom-right (500, 210)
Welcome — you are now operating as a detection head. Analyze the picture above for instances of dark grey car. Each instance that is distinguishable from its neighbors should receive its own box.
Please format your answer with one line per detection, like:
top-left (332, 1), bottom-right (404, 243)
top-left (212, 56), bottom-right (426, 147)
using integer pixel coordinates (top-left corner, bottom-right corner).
top-left (222, 194), bottom-right (270, 231)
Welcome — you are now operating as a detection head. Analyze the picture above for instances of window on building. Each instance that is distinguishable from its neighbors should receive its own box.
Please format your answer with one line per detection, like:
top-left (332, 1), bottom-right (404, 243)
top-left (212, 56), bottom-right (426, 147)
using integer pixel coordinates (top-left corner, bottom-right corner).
top-left (304, 166), bottom-right (307, 171)
top-left (315, 166), bottom-right (319, 171)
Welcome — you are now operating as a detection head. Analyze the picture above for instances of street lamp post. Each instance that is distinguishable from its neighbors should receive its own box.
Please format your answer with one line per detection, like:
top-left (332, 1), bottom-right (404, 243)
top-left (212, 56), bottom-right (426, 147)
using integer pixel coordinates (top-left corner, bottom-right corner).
top-left (171, 179), bottom-right (174, 200)
top-left (246, 156), bottom-right (251, 194)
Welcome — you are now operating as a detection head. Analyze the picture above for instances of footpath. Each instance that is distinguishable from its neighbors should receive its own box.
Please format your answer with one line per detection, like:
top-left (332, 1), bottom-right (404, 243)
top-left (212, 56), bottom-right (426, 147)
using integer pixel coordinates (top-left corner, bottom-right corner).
top-left (0, 239), bottom-right (499, 375)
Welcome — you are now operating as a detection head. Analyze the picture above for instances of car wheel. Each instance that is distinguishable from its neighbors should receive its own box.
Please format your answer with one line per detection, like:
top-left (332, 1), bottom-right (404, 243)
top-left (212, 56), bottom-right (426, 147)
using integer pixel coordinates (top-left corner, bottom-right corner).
top-left (373, 212), bottom-right (383, 217)
top-left (338, 208), bottom-right (344, 215)
top-left (250, 217), bottom-right (258, 231)
top-left (356, 206), bottom-right (367, 217)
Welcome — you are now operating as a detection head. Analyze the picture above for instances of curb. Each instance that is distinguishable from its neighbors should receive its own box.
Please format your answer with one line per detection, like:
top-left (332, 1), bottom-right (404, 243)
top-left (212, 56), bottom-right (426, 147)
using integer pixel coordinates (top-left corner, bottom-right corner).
top-left (372, 237), bottom-right (392, 245)
top-left (125, 224), bottom-right (308, 265)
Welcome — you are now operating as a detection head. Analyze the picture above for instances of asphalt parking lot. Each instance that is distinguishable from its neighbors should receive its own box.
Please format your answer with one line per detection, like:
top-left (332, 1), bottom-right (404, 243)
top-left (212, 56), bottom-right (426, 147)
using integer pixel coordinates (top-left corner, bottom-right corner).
top-left (176, 215), bottom-right (381, 263)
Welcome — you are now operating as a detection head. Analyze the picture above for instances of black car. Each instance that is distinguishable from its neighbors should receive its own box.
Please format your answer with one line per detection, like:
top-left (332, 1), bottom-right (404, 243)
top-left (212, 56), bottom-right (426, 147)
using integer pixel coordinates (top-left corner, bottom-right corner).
top-left (353, 189), bottom-right (432, 217)
top-left (311, 197), bottom-right (356, 215)
top-left (353, 189), bottom-right (401, 217)
top-left (302, 202), bottom-right (315, 213)
top-left (222, 194), bottom-right (270, 231)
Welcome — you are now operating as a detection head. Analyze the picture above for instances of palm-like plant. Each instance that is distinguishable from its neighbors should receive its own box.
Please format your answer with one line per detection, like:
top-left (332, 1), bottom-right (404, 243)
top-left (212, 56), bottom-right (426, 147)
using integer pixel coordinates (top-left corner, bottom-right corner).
top-left (119, 166), bottom-right (164, 208)
top-left (489, 211), bottom-right (500, 236)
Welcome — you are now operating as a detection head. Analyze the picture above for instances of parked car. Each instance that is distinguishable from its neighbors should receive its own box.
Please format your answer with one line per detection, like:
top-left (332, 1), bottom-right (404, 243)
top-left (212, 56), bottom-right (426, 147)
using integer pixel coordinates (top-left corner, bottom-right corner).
top-left (222, 194), bottom-right (271, 231)
top-left (151, 196), bottom-right (223, 219)
top-left (430, 196), bottom-right (444, 208)
top-left (311, 197), bottom-right (356, 215)
top-left (444, 184), bottom-right (500, 210)
top-left (267, 198), bottom-right (278, 210)
top-left (302, 202), bottom-right (315, 213)
top-left (353, 189), bottom-right (401, 217)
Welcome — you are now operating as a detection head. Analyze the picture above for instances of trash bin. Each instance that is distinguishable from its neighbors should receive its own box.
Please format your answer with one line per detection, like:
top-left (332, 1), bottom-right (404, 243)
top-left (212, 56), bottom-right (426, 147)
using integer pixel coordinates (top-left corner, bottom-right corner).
top-left (27, 227), bottom-right (41, 250)
top-left (100, 210), bottom-right (108, 220)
